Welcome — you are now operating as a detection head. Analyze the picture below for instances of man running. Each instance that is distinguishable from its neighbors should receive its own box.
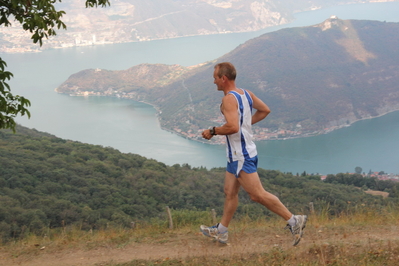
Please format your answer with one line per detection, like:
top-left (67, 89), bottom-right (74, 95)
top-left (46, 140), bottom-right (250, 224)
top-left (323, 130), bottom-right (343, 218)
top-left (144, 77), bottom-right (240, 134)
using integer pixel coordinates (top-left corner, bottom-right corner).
top-left (200, 62), bottom-right (307, 246)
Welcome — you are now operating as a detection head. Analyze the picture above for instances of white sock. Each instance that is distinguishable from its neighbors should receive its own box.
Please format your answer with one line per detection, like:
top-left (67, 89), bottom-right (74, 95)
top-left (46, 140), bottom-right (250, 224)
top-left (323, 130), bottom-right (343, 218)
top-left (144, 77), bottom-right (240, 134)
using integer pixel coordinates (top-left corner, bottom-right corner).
top-left (217, 223), bottom-right (228, 233)
top-left (287, 215), bottom-right (296, 227)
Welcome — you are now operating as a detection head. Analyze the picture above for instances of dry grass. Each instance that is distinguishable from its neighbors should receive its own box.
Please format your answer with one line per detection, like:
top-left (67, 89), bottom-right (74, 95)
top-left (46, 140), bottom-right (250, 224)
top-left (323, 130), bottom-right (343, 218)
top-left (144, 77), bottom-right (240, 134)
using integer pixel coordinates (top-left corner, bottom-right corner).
top-left (2, 206), bottom-right (399, 266)
top-left (365, 189), bottom-right (389, 198)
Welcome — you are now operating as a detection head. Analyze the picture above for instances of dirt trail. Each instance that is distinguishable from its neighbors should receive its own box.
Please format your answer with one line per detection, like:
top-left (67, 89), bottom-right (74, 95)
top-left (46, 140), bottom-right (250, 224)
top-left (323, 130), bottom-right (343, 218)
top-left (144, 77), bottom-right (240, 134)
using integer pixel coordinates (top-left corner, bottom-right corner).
top-left (1, 225), bottom-right (399, 266)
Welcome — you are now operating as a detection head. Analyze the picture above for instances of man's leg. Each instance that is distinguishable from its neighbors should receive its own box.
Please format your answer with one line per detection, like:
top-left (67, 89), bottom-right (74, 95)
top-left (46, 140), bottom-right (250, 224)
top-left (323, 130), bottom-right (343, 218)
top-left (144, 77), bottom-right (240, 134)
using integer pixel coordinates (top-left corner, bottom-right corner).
top-left (200, 171), bottom-right (240, 243)
top-left (237, 171), bottom-right (292, 220)
top-left (220, 171), bottom-right (241, 227)
top-left (238, 170), bottom-right (307, 246)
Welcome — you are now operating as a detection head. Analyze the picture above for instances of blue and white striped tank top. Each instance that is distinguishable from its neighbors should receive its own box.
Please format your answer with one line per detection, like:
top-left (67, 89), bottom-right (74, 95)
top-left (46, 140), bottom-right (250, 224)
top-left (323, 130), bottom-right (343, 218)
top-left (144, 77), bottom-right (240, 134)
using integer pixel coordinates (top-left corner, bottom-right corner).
top-left (224, 89), bottom-right (257, 163)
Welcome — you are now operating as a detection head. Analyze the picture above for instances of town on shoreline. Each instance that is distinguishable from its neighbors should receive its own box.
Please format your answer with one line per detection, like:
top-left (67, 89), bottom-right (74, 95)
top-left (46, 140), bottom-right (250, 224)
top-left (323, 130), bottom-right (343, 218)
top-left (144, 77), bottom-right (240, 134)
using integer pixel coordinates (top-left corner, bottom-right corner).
top-left (58, 89), bottom-right (396, 146)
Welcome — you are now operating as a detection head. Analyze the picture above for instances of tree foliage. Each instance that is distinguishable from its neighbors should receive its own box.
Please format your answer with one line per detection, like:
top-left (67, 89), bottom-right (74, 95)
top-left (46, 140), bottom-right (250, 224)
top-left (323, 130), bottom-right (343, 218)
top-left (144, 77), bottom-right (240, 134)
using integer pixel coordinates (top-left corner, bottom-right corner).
top-left (1, 125), bottom-right (398, 243)
top-left (324, 172), bottom-right (397, 193)
top-left (355, 166), bottom-right (362, 174)
top-left (0, 58), bottom-right (30, 132)
top-left (0, 0), bottom-right (110, 132)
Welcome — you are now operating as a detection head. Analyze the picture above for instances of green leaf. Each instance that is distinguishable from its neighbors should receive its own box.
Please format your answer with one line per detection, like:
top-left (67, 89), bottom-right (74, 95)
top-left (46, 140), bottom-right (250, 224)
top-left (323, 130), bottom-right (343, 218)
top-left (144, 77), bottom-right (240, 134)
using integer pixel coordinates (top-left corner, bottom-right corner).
top-left (0, 0), bottom-right (110, 132)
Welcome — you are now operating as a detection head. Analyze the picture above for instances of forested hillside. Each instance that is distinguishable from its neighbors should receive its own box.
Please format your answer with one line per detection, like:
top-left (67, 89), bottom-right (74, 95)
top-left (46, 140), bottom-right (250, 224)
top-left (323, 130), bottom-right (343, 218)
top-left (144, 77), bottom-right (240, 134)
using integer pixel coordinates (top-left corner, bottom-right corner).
top-left (1, 126), bottom-right (398, 243)
top-left (58, 18), bottom-right (399, 142)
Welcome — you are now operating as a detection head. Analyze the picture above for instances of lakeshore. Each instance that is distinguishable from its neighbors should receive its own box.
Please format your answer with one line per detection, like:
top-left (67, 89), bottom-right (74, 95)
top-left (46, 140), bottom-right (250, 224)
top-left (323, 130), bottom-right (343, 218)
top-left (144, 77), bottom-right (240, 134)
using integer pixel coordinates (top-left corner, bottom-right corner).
top-left (58, 89), bottom-right (399, 145)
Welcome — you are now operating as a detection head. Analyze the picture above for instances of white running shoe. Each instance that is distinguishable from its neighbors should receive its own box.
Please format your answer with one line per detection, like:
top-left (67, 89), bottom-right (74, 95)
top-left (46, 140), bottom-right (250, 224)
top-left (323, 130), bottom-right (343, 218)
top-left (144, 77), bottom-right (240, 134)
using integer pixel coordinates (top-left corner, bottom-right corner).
top-left (285, 215), bottom-right (307, 246)
top-left (200, 223), bottom-right (228, 244)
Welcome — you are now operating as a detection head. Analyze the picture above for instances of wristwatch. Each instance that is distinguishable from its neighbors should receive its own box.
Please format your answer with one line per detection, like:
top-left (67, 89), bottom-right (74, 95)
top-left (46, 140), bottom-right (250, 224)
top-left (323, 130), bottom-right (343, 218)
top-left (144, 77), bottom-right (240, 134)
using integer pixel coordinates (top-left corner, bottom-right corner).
top-left (210, 126), bottom-right (217, 135)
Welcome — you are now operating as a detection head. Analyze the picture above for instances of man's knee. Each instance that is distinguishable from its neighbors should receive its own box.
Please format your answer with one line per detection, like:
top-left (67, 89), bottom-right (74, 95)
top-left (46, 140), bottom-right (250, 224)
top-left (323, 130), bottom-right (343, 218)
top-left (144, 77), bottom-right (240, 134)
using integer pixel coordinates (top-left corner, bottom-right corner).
top-left (249, 190), bottom-right (275, 204)
top-left (224, 189), bottom-right (238, 200)
top-left (249, 193), bottom-right (262, 203)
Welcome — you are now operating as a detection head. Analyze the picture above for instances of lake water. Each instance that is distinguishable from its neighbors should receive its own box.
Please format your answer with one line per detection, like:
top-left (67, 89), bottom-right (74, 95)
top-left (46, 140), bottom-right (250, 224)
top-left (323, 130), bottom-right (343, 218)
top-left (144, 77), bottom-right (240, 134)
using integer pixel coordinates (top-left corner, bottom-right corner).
top-left (2, 2), bottom-right (399, 175)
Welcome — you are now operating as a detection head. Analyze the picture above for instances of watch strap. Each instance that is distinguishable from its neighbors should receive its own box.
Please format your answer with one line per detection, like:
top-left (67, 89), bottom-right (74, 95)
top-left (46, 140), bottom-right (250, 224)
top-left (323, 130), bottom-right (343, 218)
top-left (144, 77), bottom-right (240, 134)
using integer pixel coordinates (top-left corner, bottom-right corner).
top-left (210, 126), bottom-right (217, 135)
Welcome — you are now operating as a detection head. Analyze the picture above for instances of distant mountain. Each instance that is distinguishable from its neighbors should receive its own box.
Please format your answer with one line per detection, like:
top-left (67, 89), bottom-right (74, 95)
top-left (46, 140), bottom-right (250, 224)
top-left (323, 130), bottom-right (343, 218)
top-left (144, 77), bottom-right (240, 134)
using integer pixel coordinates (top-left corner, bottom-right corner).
top-left (57, 18), bottom-right (399, 142)
top-left (0, 0), bottom-right (390, 52)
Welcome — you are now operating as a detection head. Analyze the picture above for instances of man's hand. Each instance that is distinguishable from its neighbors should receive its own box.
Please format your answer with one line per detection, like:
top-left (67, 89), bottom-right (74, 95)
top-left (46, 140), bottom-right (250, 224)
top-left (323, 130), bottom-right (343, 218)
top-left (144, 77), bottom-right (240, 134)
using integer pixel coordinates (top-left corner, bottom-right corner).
top-left (202, 129), bottom-right (213, 140)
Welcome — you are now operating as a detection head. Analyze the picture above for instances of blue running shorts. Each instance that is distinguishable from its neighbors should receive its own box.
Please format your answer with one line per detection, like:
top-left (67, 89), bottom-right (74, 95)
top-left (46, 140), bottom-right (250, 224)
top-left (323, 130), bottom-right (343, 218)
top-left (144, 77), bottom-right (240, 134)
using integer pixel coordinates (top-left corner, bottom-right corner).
top-left (226, 156), bottom-right (258, 178)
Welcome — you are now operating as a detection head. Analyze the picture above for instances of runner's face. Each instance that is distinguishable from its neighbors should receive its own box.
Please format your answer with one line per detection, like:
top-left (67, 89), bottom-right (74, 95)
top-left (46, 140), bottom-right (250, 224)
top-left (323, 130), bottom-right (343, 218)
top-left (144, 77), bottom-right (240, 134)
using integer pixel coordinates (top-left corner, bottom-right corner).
top-left (213, 67), bottom-right (224, 91)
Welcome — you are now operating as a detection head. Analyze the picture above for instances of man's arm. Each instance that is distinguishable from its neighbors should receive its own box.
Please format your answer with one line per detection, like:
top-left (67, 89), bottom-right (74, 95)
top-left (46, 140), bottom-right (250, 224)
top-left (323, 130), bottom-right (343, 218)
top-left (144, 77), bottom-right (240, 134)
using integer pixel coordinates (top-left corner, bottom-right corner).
top-left (248, 90), bottom-right (271, 125)
top-left (202, 94), bottom-right (239, 140)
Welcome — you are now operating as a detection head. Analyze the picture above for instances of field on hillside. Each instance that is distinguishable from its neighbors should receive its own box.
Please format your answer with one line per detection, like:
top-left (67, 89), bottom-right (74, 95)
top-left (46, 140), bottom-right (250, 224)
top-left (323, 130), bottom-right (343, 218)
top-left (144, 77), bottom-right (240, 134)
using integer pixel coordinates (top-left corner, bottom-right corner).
top-left (1, 207), bottom-right (399, 266)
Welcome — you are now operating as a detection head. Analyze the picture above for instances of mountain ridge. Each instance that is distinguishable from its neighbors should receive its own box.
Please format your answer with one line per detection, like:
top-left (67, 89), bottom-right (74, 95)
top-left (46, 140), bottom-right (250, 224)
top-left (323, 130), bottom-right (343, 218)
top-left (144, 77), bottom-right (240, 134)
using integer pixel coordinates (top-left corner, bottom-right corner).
top-left (1, 0), bottom-right (393, 53)
top-left (56, 18), bottom-right (399, 143)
